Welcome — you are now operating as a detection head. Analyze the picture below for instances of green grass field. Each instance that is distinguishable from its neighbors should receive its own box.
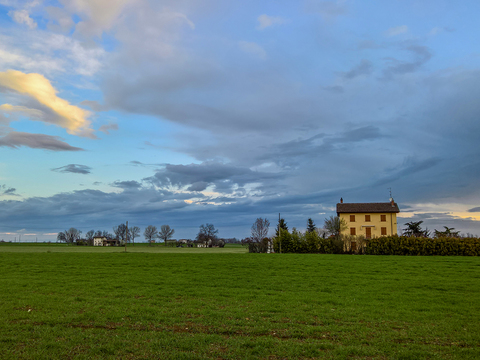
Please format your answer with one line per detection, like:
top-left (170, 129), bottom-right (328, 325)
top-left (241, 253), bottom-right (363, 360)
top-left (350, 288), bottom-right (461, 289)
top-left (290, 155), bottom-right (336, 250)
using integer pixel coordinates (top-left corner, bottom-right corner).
top-left (0, 244), bottom-right (479, 359)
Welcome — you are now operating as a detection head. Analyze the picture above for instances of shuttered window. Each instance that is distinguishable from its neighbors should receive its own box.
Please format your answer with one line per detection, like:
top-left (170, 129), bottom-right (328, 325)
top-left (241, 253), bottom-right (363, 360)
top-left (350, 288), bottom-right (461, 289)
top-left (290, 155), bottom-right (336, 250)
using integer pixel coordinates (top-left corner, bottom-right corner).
top-left (381, 214), bottom-right (386, 222)
top-left (350, 227), bottom-right (356, 235)
top-left (381, 227), bottom-right (387, 235)
top-left (350, 215), bottom-right (355, 222)
top-left (365, 215), bottom-right (371, 222)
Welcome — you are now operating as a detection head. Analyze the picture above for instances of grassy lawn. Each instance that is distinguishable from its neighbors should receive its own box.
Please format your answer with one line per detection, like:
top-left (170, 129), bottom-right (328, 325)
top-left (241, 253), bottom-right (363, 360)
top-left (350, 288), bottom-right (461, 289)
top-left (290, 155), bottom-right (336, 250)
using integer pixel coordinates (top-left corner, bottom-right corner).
top-left (0, 244), bottom-right (479, 359)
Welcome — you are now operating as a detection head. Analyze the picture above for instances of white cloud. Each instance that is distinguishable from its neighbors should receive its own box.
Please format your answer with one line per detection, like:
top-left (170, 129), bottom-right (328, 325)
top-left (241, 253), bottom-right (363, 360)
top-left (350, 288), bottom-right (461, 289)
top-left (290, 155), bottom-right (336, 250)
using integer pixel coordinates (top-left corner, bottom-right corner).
top-left (238, 41), bottom-right (267, 60)
top-left (0, 31), bottom-right (105, 76)
top-left (256, 15), bottom-right (288, 30)
top-left (8, 9), bottom-right (37, 29)
top-left (429, 26), bottom-right (455, 36)
top-left (385, 25), bottom-right (409, 37)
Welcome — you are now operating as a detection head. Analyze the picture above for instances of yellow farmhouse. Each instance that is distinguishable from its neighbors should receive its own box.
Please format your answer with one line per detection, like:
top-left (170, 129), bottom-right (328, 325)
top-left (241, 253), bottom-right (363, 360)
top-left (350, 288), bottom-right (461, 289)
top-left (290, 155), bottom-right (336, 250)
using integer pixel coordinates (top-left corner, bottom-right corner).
top-left (336, 199), bottom-right (400, 238)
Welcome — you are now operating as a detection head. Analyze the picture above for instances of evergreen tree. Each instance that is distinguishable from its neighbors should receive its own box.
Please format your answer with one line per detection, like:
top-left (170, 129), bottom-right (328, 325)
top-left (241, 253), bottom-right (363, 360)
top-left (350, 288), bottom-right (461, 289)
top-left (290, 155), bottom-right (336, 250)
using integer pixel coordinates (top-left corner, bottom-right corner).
top-left (306, 218), bottom-right (316, 233)
top-left (275, 218), bottom-right (288, 237)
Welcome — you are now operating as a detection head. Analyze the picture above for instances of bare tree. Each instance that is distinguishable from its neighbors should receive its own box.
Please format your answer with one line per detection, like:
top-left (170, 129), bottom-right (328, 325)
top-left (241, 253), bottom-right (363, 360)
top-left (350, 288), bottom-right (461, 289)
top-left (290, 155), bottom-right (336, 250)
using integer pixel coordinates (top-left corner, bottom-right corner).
top-left (144, 225), bottom-right (158, 245)
top-left (113, 224), bottom-right (128, 244)
top-left (158, 225), bottom-right (175, 245)
top-left (129, 226), bottom-right (141, 246)
top-left (251, 218), bottom-right (270, 242)
top-left (102, 230), bottom-right (113, 240)
top-left (85, 230), bottom-right (95, 244)
top-left (196, 224), bottom-right (218, 246)
top-left (57, 232), bottom-right (66, 243)
top-left (58, 228), bottom-right (82, 244)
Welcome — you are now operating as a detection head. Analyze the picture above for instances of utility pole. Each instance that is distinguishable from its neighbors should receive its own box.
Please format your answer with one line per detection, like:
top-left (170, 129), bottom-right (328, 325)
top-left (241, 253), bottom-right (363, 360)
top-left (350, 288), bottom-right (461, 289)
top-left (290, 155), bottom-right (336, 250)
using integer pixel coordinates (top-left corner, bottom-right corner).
top-left (125, 221), bottom-right (128, 252)
top-left (279, 213), bottom-right (281, 254)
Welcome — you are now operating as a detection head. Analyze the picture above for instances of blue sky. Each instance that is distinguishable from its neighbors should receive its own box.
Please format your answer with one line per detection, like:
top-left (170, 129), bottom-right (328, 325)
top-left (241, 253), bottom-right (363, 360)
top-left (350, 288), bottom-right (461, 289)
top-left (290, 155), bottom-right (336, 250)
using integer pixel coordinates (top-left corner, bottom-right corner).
top-left (1, 0), bottom-right (480, 241)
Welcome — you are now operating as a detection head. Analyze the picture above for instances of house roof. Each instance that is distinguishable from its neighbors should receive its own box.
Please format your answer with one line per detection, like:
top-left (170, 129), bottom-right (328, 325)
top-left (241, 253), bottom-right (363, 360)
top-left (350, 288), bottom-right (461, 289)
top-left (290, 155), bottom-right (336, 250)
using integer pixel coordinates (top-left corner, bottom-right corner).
top-left (337, 202), bottom-right (400, 214)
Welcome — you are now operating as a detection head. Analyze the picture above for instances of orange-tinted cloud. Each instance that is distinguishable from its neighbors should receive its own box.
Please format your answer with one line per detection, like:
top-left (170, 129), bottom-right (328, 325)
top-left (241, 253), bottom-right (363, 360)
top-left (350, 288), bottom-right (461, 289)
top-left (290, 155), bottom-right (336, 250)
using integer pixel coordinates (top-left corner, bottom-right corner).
top-left (0, 70), bottom-right (94, 137)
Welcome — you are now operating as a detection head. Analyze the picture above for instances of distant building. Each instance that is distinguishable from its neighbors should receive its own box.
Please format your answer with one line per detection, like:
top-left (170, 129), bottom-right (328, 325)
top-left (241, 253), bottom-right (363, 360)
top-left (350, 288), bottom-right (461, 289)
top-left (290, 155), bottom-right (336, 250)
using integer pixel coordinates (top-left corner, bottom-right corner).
top-left (93, 236), bottom-right (118, 246)
top-left (93, 236), bottom-right (106, 246)
top-left (336, 198), bottom-right (400, 239)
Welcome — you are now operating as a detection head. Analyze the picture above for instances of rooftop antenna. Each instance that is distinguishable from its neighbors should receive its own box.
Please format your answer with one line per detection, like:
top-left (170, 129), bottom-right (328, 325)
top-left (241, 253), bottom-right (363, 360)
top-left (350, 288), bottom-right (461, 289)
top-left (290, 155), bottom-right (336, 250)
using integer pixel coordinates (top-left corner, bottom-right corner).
top-left (388, 187), bottom-right (393, 202)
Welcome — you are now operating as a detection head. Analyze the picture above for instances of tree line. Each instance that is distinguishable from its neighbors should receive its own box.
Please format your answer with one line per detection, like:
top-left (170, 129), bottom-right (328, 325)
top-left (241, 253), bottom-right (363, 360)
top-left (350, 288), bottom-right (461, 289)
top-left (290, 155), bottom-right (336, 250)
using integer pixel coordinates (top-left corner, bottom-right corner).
top-left (56, 222), bottom-right (230, 247)
top-left (56, 223), bottom-right (171, 246)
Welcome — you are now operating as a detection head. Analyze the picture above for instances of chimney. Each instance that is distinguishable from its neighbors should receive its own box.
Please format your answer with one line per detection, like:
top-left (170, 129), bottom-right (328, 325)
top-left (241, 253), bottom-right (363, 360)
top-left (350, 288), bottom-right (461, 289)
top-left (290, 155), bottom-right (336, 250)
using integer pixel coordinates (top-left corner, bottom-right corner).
top-left (340, 197), bottom-right (343, 204)
top-left (390, 198), bottom-right (395, 207)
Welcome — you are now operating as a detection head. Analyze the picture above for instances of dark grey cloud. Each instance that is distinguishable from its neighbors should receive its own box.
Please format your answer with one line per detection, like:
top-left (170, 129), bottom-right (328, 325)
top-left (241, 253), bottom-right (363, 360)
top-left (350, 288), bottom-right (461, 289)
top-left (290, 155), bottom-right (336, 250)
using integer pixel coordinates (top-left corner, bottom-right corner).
top-left (323, 85), bottom-right (344, 93)
top-left (468, 207), bottom-right (480, 213)
top-left (187, 181), bottom-right (209, 192)
top-left (52, 164), bottom-right (92, 174)
top-left (340, 59), bottom-right (373, 79)
top-left (129, 160), bottom-right (162, 167)
top-left (4, 187), bottom-right (17, 195)
top-left (0, 131), bottom-right (84, 151)
top-left (373, 157), bottom-right (442, 187)
top-left (383, 45), bottom-right (432, 78)
top-left (145, 161), bottom-right (282, 194)
top-left (111, 180), bottom-right (142, 189)
top-left (0, 185), bottom-right (19, 196)
top-left (263, 126), bottom-right (384, 167)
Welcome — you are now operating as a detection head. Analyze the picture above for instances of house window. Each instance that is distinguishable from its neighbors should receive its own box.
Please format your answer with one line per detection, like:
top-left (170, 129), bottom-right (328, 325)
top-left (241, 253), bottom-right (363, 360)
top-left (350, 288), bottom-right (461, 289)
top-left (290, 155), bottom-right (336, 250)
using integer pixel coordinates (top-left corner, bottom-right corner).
top-left (381, 227), bottom-right (387, 235)
top-left (365, 215), bottom-right (371, 222)
top-left (366, 227), bottom-right (372, 238)
top-left (350, 227), bottom-right (356, 235)
top-left (381, 214), bottom-right (386, 222)
top-left (350, 215), bottom-right (355, 222)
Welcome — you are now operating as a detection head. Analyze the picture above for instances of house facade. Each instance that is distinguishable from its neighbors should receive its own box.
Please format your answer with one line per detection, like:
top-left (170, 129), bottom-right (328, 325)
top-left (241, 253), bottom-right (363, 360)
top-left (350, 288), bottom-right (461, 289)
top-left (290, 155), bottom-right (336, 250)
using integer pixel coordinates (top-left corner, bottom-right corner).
top-left (336, 200), bottom-right (400, 238)
top-left (93, 236), bottom-right (106, 246)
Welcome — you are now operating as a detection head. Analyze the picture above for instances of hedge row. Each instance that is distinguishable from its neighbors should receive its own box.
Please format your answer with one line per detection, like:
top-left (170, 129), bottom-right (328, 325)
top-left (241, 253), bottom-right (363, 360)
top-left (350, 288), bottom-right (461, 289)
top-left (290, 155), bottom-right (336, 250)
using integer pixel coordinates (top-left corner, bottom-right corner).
top-left (272, 230), bottom-right (346, 254)
top-left (268, 230), bottom-right (480, 256)
top-left (365, 236), bottom-right (480, 256)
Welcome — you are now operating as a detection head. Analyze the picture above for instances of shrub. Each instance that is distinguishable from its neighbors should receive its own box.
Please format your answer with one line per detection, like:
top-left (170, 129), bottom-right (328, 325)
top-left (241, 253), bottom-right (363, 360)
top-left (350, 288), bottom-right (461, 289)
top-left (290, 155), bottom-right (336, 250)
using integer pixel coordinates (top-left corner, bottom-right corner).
top-left (242, 237), bottom-right (270, 253)
top-left (365, 236), bottom-right (480, 256)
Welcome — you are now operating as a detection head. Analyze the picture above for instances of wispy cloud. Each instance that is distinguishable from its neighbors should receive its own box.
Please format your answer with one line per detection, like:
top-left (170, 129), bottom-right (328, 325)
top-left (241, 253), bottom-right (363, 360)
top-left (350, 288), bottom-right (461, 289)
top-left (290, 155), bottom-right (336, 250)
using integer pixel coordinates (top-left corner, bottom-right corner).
top-left (51, 164), bottom-right (92, 174)
top-left (0, 184), bottom-right (19, 196)
top-left (8, 9), bottom-right (37, 29)
top-left (256, 15), bottom-right (288, 30)
top-left (238, 41), bottom-right (267, 60)
top-left (0, 132), bottom-right (84, 151)
top-left (429, 26), bottom-right (455, 36)
top-left (383, 45), bottom-right (432, 78)
top-left (98, 123), bottom-right (119, 134)
top-left (385, 25), bottom-right (408, 37)
top-left (339, 59), bottom-right (373, 79)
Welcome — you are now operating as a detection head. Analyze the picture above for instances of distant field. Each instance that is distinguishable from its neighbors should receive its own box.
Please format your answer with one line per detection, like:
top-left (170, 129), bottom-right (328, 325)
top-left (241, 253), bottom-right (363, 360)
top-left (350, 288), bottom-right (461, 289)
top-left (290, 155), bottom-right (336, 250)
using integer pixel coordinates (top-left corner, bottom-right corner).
top-left (0, 242), bottom-right (247, 253)
top-left (0, 244), bottom-right (479, 359)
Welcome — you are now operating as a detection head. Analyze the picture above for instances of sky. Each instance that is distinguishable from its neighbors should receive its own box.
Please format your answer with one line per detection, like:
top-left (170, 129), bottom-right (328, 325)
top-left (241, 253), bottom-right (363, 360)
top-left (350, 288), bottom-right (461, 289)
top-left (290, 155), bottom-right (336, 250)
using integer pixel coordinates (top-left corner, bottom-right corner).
top-left (1, 0), bottom-right (480, 242)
